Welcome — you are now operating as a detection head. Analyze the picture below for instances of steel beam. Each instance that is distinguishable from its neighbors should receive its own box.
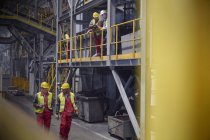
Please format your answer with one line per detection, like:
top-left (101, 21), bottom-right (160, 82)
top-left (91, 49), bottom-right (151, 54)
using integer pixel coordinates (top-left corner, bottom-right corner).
top-left (0, 36), bottom-right (16, 44)
top-left (67, 0), bottom-right (72, 10)
top-left (75, 0), bottom-right (106, 15)
top-left (8, 26), bottom-right (38, 57)
top-left (65, 68), bottom-right (77, 85)
top-left (111, 69), bottom-right (140, 139)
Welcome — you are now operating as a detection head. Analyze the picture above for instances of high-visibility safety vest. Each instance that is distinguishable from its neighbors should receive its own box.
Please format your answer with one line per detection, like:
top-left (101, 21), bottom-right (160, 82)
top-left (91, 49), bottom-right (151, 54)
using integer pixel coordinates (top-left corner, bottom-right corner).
top-left (58, 92), bottom-right (78, 113)
top-left (34, 92), bottom-right (53, 113)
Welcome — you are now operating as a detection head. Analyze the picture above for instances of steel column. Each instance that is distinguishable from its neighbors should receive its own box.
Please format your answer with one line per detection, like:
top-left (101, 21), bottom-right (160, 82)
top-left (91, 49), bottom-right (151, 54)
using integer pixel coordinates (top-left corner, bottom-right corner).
top-left (106, 0), bottom-right (111, 66)
top-left (110, 0), bottom-right (116, 55)
top-left (55, 0), bottom-right (62, 106)
top-left (69, 0), bottom-right (74, 67)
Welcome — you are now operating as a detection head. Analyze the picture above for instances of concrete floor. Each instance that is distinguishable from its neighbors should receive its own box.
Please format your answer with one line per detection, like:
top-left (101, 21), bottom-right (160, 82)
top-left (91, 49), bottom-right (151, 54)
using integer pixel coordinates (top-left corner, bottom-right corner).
top-left (5, 94), bottom-right (119, 140)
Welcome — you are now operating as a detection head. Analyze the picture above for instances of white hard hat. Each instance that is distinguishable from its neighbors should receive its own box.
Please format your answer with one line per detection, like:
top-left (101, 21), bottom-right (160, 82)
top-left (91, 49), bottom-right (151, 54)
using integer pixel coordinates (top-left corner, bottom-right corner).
top-left (100, 10), bottom-right (107, 15)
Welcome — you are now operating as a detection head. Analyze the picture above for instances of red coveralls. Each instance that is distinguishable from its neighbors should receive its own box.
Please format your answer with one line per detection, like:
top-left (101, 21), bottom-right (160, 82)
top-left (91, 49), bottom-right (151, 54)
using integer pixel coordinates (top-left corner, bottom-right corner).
top-left (36, 93), bottom-right (52, 130)
top-left (94, 33), bottom-right (102, 55)
top-left (60, 94), bottom-right (74, 140)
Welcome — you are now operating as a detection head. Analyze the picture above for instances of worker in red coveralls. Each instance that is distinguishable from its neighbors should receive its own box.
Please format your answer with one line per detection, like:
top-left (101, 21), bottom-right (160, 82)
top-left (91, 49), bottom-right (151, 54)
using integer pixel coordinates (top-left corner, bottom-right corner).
top-left (33, 82), bottom-right (53, 130)
top-left (87, 12), bottom-right (102, 56)
top-left (55, 83), bottom-right (78, 140)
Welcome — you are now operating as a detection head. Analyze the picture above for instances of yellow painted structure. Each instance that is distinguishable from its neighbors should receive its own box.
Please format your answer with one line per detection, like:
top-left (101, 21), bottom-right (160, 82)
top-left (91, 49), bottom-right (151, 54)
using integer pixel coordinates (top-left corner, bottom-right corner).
top-left (57, 18), bottom-right (141, 63)
top-left (144, 0), bottom-right (210, 140)
top-left (12, 77), bottom-right (29, 92)
top-left (0, 15), bottom-right (55, 36)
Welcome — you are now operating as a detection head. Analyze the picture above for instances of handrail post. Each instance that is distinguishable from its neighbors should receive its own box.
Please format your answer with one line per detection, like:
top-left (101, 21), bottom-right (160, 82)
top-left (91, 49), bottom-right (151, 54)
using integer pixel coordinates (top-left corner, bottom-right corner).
top-left (73, 37), bottom-right (76, 61)
top-left (133, 20), bottom-right (136, 57)
top-left (80, 35), bottom-right (82, 62)
top-left (59, 41), bottom-right (62, 62)
top-left (90, 32), bottom-right (92, 60)
top-left (101, 29), bottom-right (104, 57)
top-left (65, 39), bottom-right (68, 62)
top-left (116, 25), bottom-right (118, 60)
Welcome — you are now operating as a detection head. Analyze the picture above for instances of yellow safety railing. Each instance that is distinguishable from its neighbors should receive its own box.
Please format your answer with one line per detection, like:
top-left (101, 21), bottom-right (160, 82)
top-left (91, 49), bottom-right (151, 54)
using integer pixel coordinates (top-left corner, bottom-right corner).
top-left (110, 18), bottom-right (141, 60)
top-left (11, 76), bottom-right (29, 92)
top-left (57, 18), bottom-right (141, 63)
top-left (15, 3), bottom-right (54, 31)
top-left (58, 28), bottom-right (107, 62)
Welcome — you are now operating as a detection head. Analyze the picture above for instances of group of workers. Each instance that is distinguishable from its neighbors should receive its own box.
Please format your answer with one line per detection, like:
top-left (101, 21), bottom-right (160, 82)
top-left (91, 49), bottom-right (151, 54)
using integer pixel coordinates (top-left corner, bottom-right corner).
top-left (88, 10), bottom-right (107, 56)
top-left (63, 10), bottom-right (107, 58)
top-left (33, 81), bottom-right (77, 140)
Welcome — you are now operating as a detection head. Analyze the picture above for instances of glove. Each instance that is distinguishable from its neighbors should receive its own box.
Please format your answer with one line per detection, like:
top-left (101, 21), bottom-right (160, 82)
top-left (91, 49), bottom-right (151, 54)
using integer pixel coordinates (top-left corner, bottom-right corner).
top-left (55, 113), bottom-right (60, 120)
top-left (75, 110), bottom-right (78, 115)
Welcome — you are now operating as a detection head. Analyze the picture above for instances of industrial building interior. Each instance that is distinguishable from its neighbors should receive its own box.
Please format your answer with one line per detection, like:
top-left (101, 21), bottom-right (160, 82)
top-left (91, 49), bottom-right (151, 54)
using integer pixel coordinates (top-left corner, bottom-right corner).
top-left (0, 0), bottom-right (141, 139)
top-left (1, 0), bottom-right (210, 140)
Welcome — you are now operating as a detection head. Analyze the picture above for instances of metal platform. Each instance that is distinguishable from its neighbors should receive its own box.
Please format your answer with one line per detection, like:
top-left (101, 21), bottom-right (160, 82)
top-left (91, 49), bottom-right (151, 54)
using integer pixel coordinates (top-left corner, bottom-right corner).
top-left (0, 14), bottom-right (55, 41)
top-left (58, 53), bottom-right (140, 67)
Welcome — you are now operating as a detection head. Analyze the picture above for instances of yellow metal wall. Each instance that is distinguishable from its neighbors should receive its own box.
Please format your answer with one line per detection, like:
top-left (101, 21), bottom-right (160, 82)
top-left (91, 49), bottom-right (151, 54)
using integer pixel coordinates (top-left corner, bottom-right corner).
top-left (144, 0), bottom-right (210, 140)
top-left (12, 77), bottom-right (29, 92)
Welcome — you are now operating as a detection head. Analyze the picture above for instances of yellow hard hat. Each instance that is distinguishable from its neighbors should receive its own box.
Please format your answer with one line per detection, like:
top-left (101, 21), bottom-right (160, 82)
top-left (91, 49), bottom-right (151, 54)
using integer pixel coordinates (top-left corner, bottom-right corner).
top-left (61, 83), bottom-right (70, 89)
top-left (41, 82), bottom-right (49, 89)
top-left (93, 12), bottom-right (99, 18)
